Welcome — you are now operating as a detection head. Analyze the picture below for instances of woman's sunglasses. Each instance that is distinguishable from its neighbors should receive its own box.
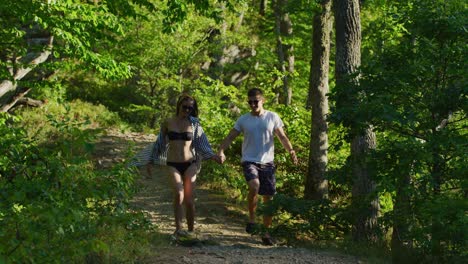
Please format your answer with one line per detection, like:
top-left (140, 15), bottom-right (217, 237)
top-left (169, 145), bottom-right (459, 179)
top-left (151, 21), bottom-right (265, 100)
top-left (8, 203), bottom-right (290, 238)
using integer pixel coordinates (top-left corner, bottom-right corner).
top-left (182, 105), bottom-right (194, 112)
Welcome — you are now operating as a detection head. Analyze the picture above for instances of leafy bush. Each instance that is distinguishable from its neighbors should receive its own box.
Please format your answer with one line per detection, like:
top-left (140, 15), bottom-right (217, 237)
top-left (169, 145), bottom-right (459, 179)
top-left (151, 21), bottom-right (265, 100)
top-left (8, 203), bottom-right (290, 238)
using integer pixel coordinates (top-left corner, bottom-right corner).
top-left (0, 113), bottom-right (152, 262)
top-left (258, 194), bottom-right (349, 243)
top-left (18, 100), bottom-right (123, 145)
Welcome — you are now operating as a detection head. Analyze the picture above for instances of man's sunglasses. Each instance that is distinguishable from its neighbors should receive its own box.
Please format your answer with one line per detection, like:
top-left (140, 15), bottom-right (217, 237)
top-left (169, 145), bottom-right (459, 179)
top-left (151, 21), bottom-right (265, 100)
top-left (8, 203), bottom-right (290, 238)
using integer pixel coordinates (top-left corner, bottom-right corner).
top-left (247, 100), bottom-right (260, 105)
top-left (182, 105), bottom-right (194, 112)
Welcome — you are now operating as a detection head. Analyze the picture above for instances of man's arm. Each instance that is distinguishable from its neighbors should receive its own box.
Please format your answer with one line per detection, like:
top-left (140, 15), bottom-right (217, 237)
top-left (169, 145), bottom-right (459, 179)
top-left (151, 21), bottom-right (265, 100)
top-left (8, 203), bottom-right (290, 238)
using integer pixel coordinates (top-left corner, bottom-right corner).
top-left (274, 127), bottom-right (298, 165)
top-left (217, 128), bottom-right (241, 163)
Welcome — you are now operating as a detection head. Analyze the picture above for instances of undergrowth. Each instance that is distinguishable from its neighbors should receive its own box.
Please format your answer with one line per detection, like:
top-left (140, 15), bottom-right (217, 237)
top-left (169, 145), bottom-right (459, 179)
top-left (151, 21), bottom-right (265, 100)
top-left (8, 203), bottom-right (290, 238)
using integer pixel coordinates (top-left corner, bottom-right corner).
top-left (0, 102), bottom-right (155, 263)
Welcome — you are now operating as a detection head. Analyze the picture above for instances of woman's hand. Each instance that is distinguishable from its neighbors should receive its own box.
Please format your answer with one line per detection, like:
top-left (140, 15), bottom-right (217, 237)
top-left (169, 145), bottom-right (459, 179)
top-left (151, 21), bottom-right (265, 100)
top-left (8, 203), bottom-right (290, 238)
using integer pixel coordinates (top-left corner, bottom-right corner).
top-left (218, 151), bottom-right (226, 164)
top-left (212, 154), bottom-right (224, 164)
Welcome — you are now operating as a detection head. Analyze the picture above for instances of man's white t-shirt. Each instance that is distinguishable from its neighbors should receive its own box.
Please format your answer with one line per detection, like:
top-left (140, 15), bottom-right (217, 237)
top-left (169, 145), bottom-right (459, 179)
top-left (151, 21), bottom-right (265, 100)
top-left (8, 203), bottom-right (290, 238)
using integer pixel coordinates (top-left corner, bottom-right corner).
top-left (234, 110), bottom-right (284, 164)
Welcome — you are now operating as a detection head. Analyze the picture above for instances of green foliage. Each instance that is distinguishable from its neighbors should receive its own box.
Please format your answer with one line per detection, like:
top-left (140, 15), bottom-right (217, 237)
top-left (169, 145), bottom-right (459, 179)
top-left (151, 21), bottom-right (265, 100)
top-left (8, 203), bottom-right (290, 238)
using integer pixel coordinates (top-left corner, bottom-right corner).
top-left (333, 0), bottom-right (467, 260)
top-left (0, 112), bottom-right (152, 262)
top-left (190, 78), bottom-right (247, 198)
top-left (65, 3), bottom-right (227, 129)
top-left (0, 0), bottom-right (155, 81)
top-left (258, 194), bottom-right (349, 242)
top-left (269, 104), bottom-right (309, 196)
top-left (162, 0), bottom-right (234, 33)
top-left (1, 0), bottom-right (465, 261)
top-left (18, 99), bottom-right (123, 144)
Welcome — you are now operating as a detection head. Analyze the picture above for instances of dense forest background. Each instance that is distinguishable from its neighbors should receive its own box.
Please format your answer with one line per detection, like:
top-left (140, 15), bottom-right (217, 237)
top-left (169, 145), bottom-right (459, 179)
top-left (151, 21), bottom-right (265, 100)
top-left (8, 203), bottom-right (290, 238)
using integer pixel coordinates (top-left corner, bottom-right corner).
top-left (1, 0), bottom-right (466, 263)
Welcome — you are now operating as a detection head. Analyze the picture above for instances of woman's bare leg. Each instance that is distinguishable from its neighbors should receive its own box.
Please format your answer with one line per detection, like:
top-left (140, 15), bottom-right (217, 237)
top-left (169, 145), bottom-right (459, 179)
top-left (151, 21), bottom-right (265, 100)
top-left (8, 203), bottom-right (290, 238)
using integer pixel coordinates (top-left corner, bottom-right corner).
top-left (168, 167), bottom-right (184, 231)
top-left (183, 163), bottom-right (198, 232)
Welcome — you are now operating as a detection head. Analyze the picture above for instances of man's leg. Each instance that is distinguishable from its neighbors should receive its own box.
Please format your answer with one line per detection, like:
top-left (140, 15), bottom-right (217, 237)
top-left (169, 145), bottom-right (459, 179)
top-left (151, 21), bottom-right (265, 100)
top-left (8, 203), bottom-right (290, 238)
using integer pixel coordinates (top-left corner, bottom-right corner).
top-left (247, 178), bottom-right (260, 223)
top-left (262, 195), bottom-right (273, 228)
top-left (243, 162), bottom-right (260, 234)
top-left (258, 163), bottom-right (276, 245)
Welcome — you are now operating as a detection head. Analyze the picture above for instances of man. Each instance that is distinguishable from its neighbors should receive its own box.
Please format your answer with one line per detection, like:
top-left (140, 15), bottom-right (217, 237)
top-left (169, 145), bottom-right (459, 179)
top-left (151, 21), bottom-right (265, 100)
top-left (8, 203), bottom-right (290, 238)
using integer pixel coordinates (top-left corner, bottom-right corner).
top-left (218, 88), bottom-right (298, 245)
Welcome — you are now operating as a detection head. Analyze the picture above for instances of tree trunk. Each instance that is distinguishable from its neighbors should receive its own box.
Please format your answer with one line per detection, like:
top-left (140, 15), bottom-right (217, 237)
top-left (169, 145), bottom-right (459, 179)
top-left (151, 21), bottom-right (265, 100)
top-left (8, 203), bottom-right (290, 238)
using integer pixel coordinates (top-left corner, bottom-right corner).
top-left (274, 0), bottom-right (293, 105)
top-left (334, 0), bottom-right (379, 242)
top-left (430, 141), bottom-right (444, 257)
top-left (391, 170), bottom-right (412, 263)
top-left (350, 128), bottom-right (378, 242)
top-left (259, 0), bottom-right (268, 16)
top-left (305, 0), bottom-right (332, 200)
top-left (149, 81), bottom-right (158, 129)
top-left (234, 9), bottom-right (245, 32)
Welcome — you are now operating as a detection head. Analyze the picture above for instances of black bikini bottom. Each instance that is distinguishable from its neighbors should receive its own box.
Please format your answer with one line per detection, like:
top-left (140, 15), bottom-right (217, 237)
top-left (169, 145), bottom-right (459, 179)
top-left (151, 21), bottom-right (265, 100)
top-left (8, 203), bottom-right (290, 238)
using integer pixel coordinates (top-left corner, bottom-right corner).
top-left (167, 160), bottom-right (195, 175)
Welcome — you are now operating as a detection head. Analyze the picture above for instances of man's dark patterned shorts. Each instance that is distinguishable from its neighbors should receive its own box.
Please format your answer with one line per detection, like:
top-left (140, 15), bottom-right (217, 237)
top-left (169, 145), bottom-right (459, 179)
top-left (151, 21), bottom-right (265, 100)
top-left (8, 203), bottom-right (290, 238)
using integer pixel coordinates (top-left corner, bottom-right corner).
top-left (242, 161), bottom-right (276, 196)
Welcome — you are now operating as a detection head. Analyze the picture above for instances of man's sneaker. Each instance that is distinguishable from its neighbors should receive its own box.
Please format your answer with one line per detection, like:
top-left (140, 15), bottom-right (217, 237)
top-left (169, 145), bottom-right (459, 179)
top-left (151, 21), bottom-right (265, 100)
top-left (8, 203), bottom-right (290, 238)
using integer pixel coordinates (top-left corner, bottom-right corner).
top-left (245, 222), bottom-right (256, 234)
top-left (261, 235), bottom-right (275, 246)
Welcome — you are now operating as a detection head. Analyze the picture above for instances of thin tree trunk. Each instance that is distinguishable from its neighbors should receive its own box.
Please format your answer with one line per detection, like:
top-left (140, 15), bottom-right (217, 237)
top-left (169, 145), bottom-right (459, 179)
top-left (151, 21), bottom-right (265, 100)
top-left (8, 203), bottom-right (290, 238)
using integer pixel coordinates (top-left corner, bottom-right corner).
top-left (429, 109), bottom-right (452, 257)
top-left (259, 0), bottom-right (268, 16)
top-left (234, 10), bottom-right (245, 32)
top-left (391, 170), bottom-right (412, 263)
top-left (334, 0), bottom-right (379, 242)
top-left (149, 81), bottom-right (158, 129)
top-left (430, 140), bottom-right (444, 257)
top-left (274, 0), bottom-right (293, 105)
top-left (212, 3), bottom-right (228, 80)
top-left (305, 0), bottom-right (332, 200)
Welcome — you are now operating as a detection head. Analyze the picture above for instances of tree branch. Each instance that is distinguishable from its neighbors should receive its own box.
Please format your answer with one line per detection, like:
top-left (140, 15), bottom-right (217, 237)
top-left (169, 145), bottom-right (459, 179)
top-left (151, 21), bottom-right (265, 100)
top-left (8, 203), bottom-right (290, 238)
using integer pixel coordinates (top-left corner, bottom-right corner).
top-left (0, 36), bottom-right (54, 98)
top-left (1, 88), bottom-right (32, 112)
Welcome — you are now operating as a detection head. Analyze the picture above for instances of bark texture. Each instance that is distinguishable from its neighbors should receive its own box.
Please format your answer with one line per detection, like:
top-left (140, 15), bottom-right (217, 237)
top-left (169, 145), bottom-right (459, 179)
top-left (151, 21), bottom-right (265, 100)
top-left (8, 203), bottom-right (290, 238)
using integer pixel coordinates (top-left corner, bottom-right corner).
top-left (334, 0), bottom-right (379, 242)
top-left (0, 33), bottom-right (54, 112)
top-left (391, 170), bottom-right (412, 262)
top-left (274, 0), bottom-right (294, 105)
top-left (305, 0), bottom-right (332, 200)
top-left (350, 128), bottom-right (378, 242)
top-left (259, 0), bottom-right (268, 16)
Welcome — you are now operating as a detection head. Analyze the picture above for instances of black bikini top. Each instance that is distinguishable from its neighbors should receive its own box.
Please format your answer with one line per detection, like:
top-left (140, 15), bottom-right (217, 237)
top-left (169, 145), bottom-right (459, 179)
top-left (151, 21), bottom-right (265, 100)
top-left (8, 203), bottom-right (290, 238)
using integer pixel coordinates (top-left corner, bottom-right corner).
top-left (167, 131), bottom-right (193, 141)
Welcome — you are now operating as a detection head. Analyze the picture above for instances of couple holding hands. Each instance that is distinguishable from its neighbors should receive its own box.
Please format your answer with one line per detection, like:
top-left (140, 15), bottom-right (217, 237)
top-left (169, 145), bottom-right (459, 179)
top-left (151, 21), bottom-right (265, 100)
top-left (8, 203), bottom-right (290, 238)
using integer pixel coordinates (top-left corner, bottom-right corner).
top-left (141, 88), bottom-right (298, 246)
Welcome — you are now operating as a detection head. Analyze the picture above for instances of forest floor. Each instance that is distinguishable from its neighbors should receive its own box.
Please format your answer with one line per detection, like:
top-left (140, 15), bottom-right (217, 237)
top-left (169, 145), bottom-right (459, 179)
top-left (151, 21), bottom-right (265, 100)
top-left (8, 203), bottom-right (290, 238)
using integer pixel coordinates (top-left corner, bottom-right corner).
top-left (94, 129), bottom-right (364, 264)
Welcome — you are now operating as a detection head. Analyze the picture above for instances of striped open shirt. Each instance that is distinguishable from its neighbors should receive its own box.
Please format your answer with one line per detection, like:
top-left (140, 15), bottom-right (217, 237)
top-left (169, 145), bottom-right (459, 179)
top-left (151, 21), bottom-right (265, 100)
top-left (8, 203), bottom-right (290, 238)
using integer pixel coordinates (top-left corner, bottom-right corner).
top-left (129, 116), bottom-right (215, 167)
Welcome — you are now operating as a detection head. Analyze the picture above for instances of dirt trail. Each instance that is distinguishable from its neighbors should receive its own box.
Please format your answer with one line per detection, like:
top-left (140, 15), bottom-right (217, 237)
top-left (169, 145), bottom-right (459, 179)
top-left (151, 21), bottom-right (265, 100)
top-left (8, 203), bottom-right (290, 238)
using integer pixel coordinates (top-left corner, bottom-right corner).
top-left (95, 129), bottom-right (362, 264)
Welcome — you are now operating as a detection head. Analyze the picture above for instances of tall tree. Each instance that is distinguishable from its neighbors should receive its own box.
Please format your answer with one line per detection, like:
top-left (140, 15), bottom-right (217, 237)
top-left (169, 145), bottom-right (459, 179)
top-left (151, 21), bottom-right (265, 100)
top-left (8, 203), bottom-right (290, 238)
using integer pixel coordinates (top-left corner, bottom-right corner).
top-left (334, 0), bottom-right (379, 242)
top-left (358, 1), bottom-right (467, 259)
top-left (305, 0), bottom-right (332, 200)
top-left (274, 0), bottom-right (294, 105)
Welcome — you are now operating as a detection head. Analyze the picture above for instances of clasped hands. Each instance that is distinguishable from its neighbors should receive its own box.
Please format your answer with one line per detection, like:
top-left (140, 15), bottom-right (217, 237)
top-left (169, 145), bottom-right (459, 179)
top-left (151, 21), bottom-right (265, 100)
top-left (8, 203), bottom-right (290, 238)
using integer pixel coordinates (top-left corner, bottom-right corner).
top-left (213, 151), bottom-right (297, 165)
top-left (211, 152), bottom-right (226, 164)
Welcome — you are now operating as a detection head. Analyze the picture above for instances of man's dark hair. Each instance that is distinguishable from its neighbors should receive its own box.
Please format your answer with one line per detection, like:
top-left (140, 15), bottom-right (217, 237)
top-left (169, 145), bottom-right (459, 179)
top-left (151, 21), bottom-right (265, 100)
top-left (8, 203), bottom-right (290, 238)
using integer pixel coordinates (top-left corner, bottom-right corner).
top-left (247, 88), bottom-right (263, 97)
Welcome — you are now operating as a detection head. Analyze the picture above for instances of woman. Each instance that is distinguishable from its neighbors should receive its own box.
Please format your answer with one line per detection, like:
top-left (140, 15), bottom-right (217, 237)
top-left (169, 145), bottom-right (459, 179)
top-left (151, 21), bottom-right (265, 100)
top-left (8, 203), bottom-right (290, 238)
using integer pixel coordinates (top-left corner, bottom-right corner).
top-left (148, 94), bottom-right (220, 238)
